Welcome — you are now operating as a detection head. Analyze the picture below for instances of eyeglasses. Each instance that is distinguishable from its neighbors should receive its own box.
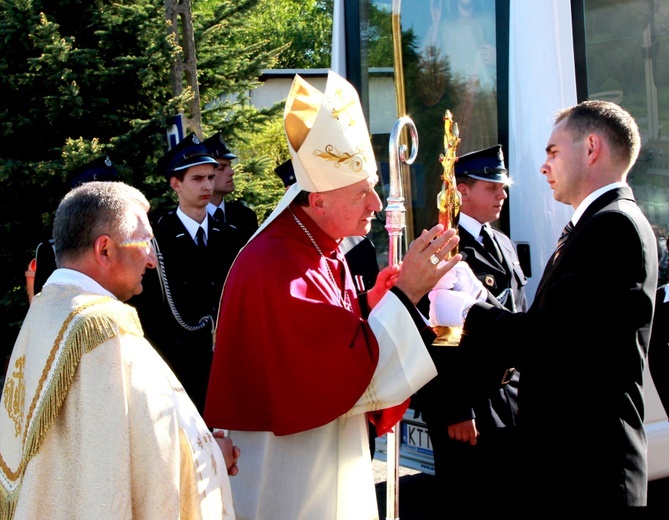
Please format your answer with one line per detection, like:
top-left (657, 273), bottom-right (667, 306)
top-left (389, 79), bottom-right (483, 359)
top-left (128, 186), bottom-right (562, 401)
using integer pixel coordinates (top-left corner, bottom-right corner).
top-left (118, 237), bottom-right (154, 250)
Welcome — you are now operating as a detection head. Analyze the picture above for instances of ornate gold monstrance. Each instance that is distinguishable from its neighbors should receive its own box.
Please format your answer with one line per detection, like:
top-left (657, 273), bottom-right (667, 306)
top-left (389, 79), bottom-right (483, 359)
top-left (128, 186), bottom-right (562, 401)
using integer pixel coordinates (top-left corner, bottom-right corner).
top-left (432, 109), bottom-right (462, 347)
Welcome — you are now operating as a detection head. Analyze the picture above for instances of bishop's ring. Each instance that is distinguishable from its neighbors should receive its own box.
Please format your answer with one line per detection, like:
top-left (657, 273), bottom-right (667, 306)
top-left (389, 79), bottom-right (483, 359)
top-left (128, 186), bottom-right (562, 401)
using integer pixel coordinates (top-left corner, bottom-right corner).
top-left (430, 254), bottom-right (440, 265)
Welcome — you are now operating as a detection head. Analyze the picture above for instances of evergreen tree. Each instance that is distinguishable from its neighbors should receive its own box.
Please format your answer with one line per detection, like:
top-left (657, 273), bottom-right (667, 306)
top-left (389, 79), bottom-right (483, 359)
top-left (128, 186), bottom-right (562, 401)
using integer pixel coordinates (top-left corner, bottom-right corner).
top-left (237, 0), bottom-right (333, 70)
top-left (0, 0), bottom-right (285, 354)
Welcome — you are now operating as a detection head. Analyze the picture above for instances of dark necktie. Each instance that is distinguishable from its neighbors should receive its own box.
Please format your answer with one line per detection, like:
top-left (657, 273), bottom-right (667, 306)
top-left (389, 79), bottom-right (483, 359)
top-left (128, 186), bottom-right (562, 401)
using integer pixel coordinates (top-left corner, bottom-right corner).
top-left (196, 226), bottom-right (207, 250)
top-left (214, 207), bottom-right (225, 223)
top-left (554, 221), bottom-right (574, 261)
top-left (481, 225), bottom-right (503, 263)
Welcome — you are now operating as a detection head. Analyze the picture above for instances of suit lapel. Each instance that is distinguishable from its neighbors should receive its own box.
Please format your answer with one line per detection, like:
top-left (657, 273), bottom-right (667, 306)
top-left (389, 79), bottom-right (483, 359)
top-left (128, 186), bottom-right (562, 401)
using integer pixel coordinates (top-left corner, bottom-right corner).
top-left (158, 212), bottom-right (195, 247)
top-left (459, 227), bottom-right (508, 276)
top-left (490, 228), bottom-right (515, 277)
top-left (535, 187), bottom-right (632, 298)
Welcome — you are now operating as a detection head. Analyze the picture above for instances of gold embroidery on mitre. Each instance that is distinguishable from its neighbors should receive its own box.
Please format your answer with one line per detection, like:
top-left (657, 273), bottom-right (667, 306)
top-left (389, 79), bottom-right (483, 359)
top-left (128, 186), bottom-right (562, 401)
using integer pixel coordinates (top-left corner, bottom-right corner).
top-left (313, 145), bottom-right (366, 172)
top-left (2, 356), bottom-right (25, 437)
top-left (331, 96), bottom-right (357, 127)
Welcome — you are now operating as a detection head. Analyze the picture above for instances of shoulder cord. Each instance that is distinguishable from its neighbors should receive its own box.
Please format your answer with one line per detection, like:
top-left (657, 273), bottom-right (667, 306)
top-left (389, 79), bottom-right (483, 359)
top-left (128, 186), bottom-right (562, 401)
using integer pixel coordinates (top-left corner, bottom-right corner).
top-left (495, 287), bottom-right (516, 312)
top-left (151, 237), bottom-right (214, 334)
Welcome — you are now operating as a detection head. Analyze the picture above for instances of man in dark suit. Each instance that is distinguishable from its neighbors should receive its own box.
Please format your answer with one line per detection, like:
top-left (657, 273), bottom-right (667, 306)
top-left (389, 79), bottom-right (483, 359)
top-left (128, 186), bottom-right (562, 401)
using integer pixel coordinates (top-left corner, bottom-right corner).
top-left (130, 133), bottom-right (244, 413)
top-left (416, 145), bottom-right (527, 512)
top-left (429, 100), bottom-right (657, 513)
top-left (203, 132), bottom-right (258, 242)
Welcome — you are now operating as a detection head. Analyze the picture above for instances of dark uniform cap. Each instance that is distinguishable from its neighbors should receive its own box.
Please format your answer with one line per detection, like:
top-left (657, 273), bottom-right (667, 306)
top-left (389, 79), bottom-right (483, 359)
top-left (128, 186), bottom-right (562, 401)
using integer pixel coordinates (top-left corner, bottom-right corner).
top-left (68, 155), bottom-right (120, 188)
top-left (203, 132), bottom-right (237, 160)
top-left (455, 144), bottom-right (509, 184)
top-left (158, 133), bottom-right (218, 180)
top-left (274, 159), bottom-right (296, 188)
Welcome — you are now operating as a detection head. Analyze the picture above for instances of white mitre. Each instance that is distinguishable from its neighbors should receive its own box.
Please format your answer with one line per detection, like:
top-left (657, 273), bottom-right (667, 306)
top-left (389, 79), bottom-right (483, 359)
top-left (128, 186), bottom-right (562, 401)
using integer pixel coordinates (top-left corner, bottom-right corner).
top-left (249, 71), bottom-right (377, 240)
top-left (285, 70), bottom-right (377, 192)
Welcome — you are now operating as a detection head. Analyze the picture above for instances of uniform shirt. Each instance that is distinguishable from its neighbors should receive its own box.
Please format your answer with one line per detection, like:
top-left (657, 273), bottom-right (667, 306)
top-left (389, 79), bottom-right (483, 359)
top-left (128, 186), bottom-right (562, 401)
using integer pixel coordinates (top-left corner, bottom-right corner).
top-left (130, 208), bottom-right (243, 413)
top-left (207, 200), bottom-right (258, 243)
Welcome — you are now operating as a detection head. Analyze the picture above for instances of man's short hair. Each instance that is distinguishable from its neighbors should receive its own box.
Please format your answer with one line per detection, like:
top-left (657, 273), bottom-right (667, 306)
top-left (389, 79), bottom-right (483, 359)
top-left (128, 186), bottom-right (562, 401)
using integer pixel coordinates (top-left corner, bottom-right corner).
top-left (295, 190), bottom-right (311, 207)
top-left (555, 100), bottom-right (641, 170)
top-left (53, 181), bottom-right (149, 264)
top-left (455, 175), bottom-right (479, 188)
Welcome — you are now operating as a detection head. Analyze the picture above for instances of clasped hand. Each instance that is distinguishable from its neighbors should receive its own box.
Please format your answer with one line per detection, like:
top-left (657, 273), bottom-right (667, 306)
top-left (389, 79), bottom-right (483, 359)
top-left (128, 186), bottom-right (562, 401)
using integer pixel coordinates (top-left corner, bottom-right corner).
top-left (429, 262), bottom-right (487, 328)
top-left (448, 419), bottom-right (479, 446)
top-left (213, 429), bottom-right (241, 476)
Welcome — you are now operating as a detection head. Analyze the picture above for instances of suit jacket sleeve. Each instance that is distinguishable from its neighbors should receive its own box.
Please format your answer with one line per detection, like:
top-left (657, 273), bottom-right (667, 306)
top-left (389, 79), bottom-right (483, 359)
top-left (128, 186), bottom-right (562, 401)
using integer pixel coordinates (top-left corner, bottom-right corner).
top-left (463, 207), bottom-right (656, 405)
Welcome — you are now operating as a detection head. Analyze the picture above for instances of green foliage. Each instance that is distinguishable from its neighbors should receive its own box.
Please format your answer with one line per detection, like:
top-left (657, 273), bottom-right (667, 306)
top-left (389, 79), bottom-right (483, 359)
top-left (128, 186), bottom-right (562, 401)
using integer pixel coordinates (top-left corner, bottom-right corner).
top-left (230, 116), bottom-right (290, 223)
top-left (237, 0), bottom-right (333, 69)
top-left (366, 0), bottom-right (396, 68)
top-left (0, 0), bottom-right (297, 354)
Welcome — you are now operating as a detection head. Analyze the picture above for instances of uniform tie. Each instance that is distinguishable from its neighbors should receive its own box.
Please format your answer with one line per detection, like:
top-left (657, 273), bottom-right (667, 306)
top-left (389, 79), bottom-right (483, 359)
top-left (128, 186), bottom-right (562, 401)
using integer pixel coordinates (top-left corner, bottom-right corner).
top-left (481, 225), bottom-right (503, 263)
top-left (554, 221), bottom-right (574, 261)
top-left (213, 207), bottom-right (225, 223)
top-left (196, 226), bottom-right (207, 250)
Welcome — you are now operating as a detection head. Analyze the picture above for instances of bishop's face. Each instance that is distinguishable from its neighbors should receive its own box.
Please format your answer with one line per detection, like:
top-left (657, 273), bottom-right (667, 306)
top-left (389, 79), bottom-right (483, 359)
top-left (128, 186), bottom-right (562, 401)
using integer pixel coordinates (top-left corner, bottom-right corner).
top-left (319, 175), bottom-right (382, 240)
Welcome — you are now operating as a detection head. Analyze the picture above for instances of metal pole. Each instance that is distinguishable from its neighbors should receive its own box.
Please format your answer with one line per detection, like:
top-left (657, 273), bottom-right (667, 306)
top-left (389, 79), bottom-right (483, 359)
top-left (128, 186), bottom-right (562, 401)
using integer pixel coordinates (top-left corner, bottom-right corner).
top-left (391, 0), bottom-right (414, 245)
top-left (385, 116), bottom-right (418, 520)
top-left (385, 2), bottom-right (413, 517)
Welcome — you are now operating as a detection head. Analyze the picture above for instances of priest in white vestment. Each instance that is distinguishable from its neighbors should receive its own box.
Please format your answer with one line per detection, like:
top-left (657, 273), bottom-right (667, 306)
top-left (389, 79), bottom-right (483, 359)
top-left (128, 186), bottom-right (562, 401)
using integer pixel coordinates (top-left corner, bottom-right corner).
top-left (1, 181), bottom-right (235, 520)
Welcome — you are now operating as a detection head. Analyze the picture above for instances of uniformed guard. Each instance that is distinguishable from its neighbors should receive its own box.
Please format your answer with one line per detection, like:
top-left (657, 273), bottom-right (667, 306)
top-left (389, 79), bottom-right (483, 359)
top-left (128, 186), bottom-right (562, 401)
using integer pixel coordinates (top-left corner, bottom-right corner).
top-left (203, 131), bottom-right (258, 242)
top-left (415, 144), bottom-right (528, 513)
top-left (130, 134), bottom-right (244, 413)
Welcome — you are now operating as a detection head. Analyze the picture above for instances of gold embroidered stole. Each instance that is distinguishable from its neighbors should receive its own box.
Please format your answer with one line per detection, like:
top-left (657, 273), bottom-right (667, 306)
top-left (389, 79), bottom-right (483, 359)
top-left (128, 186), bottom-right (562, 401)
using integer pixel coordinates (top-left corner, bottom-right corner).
top-left (0, 291), bottom-right (142, 520)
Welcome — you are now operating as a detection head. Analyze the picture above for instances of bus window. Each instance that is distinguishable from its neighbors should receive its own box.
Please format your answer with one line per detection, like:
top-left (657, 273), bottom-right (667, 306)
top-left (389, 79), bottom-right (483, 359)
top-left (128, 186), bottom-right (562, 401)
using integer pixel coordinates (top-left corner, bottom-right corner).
top-left (361, 0), bottom-right (501, 250)
top-left (582, 0), bottom-right (669, 278)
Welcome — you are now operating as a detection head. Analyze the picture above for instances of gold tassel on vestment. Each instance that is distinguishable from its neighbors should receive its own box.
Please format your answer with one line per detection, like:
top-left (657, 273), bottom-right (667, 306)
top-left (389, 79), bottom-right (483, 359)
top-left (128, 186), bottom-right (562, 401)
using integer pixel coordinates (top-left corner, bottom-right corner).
top-left (0, 298), bottom-right (143, 520)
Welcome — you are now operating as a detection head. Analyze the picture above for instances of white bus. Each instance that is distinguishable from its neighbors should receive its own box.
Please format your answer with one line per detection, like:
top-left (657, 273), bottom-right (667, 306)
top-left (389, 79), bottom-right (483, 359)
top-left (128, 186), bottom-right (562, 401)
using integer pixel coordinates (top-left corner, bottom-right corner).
top-left (323, 0), bottom-right (669, 481)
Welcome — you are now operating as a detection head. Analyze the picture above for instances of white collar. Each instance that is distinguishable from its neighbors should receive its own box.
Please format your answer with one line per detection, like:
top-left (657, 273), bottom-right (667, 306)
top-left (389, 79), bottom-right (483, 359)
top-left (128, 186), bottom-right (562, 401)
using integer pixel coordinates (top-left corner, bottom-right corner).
top-left (458, 212), bottom-right (485, 241)
top-left (44, 268), bottom-right (117, 299)
top-left (177, 206), bottom-right (208, 241)
top-left (206, 201), bottom-right (225, 218)
top-left (571, 182), bottom-right (627, 225)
